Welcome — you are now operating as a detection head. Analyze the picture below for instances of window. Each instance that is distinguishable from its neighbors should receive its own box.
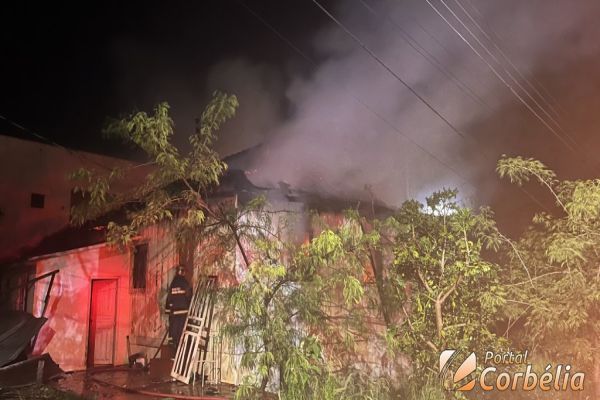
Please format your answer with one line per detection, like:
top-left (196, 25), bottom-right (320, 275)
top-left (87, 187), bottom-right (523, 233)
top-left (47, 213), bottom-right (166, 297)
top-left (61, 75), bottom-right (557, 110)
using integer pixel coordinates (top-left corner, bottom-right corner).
top-left (31, 193), bottom-right (45, 208)
top-left (132, 243), bottom-right (148, 289)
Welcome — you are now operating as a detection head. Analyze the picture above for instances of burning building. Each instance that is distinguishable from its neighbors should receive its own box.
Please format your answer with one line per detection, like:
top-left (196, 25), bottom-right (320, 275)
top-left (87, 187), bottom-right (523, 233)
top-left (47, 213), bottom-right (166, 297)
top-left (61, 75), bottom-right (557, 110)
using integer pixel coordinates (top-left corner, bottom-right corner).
top-left (1, 154), bottom-right (400, 390)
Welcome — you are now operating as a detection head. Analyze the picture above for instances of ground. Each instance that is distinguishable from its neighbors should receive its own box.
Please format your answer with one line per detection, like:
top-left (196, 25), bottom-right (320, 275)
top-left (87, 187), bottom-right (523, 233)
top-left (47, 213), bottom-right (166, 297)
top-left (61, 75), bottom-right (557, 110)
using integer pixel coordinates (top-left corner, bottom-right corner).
top-left (0, 385), bottom-right (83, 400)
top-left (1, 368), bottom-right (247, 400)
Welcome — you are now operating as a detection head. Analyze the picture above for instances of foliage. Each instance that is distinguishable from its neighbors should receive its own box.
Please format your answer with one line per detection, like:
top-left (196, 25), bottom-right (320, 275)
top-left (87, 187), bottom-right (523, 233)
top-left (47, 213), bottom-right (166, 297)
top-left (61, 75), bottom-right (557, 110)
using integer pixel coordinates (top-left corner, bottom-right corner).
top-left (220, 200), bottom-right (384, 399)
top-left (376, 189), bottom-right (506, 389)
top-left (70, 91), bottom-right (238, 248)
top-left (398, 378), bottom-right (447, 400)
top-left (497, 155), bottom-right (600, 396)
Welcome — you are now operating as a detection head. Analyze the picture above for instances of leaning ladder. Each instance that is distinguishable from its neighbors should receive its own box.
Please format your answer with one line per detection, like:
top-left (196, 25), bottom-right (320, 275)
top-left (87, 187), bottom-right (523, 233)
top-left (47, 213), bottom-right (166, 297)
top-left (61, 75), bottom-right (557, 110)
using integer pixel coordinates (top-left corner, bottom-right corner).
top-left (171, 275), bottom-right (217, 384)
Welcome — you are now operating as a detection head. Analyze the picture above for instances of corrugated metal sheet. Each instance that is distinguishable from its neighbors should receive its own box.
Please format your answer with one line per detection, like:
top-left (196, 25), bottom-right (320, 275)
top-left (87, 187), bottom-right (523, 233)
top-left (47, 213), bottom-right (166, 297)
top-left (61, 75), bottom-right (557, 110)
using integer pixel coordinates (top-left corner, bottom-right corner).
top-left (0, 311), bottom-right (47, 367)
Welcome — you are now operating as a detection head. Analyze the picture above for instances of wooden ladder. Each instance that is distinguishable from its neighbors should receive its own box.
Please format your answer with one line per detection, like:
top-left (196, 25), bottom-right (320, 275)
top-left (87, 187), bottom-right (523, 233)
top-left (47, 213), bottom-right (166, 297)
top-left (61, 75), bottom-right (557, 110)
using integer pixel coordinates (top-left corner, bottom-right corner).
top-left (170, 275), bottom-right (217, 384)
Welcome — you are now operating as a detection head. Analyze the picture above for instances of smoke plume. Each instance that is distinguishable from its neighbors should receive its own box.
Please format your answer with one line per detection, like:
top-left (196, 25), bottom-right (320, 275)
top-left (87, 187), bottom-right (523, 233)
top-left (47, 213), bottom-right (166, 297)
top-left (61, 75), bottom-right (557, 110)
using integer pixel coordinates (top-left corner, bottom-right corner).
top-left (215, 0), bottom-right (600, 224)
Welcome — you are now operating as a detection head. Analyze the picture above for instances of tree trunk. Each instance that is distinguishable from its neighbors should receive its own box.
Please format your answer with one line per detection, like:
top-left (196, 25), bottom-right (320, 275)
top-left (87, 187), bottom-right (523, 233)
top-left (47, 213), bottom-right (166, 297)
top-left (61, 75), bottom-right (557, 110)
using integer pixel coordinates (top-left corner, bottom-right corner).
top-left (260, 375), bottom-right (269, 393)
top-left (359, 221), bottom-right (392, 327)
top-left (371, 248), bottom-right (392, 327)
top-left (435, 300), bottom-right (443, 339)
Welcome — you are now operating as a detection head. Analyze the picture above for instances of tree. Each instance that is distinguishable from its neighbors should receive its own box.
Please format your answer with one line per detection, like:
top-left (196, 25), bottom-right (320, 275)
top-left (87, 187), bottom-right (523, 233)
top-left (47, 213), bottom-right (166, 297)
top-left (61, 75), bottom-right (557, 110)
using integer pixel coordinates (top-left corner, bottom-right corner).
top-left (221, 202), bottom-right (382, 399)
top-left (378, 189), bottom-right (506, 393)
top-left (70, 91), bottom-right (238, 249)
top-left (497, 155), bottom-right (600, 398)
top-left (218, 189), bottom-right (509, 399)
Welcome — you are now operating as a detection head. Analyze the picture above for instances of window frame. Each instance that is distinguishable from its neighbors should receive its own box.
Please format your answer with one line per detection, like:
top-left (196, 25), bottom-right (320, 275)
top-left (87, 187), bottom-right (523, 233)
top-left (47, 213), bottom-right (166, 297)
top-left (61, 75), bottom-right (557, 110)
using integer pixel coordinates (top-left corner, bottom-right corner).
top-left (132, 242), bottom-right (149, 290)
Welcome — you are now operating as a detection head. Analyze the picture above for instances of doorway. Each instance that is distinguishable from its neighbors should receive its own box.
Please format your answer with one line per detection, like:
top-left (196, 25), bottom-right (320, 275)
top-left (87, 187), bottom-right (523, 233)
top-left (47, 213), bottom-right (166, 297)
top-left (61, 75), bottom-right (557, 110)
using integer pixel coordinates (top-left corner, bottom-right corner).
top-left (87, 279), bottom-right (118, 367)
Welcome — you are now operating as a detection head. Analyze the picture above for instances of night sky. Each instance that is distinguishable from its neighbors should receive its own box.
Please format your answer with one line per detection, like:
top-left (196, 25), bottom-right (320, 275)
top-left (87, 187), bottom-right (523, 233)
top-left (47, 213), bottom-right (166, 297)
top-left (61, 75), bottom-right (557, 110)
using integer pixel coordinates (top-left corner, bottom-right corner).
top-left (0, 1), bottom-right (328, 155)
top-left (3, 0), bottom-right (600, 235)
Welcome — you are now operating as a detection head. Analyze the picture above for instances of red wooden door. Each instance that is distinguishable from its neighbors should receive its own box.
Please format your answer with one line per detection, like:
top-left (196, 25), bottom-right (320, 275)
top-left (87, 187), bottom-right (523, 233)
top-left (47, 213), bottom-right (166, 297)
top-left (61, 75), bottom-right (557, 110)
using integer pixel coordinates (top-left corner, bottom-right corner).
top-left (88, 279), bottom-right (117, 366)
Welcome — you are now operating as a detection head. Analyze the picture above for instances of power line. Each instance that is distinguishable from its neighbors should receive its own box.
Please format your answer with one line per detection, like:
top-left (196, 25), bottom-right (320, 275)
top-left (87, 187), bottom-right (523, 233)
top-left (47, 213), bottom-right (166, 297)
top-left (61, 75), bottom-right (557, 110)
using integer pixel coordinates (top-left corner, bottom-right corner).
top-left (431, 0), bottom-right (598, 174)
top-left (352, 0), bottom-right (547, 210)
top-left (312, 0), bottom-right (469, 141)
top-left (237, 1), bottom-right (314, 65)
top-left (356, 0), bottom-right (490, 110)
top-left (1, 114), bottom-right (67, 150)
top-left (439, 0), bottom-right (578, 149)
top-left (404, 14), bottom-right (494, 107)
top-left (237, 0), bottom-right (478, 199)
top-left (423, 0), bottom-right (582, 158)
top-left (451, 0), bottom-right (560, 120)
top-left (237, 0), bottom-right (549, 212)
top-left (530, 75), bottom-right (568, 118)
top-left (461, 0), bottom-right (569, 119)
top-left (312, 0), bottom-right (534, 206)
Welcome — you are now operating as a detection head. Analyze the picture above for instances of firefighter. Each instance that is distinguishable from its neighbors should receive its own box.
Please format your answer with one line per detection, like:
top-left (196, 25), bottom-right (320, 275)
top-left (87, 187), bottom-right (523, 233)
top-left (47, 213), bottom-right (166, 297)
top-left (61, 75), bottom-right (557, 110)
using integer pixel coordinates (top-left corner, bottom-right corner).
top-left (165, 264), bottom-right (192, 348)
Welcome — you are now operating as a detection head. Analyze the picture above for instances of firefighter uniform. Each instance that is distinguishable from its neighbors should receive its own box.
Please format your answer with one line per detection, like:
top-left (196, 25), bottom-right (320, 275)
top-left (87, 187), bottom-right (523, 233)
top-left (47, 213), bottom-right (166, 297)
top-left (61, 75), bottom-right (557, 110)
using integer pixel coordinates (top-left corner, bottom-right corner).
top-left (165, 272), bottom-right (192, 348)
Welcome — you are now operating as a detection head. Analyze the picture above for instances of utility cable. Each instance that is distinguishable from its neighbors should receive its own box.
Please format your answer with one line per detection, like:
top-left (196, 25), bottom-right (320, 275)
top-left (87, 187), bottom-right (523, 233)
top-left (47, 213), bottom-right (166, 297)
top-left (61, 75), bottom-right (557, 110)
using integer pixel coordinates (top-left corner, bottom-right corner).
top-left (423, 0), bottom-right (582, 158)
top-left (238, 0), bottom-right (478, 199)
top-left (439, 0), bottom-right (578, 150)
top-left (311, 0), bottom-right (549, 211)
top-left (357, 0), bottom-right (490, 110)
top-left (461, 0), bottom-right (569, 118)
top-left (237, 0), bottom-right (549, 212)
top-left (312, 0), bottom-right (468, 140)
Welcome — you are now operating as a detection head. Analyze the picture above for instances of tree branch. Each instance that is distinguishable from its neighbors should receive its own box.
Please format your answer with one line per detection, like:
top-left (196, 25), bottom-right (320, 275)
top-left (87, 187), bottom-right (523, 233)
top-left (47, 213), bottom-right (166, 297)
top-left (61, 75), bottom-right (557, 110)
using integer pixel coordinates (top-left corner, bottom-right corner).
top-left (417, 269), bottom-right (434, 295)
top-left (498, 231), bottom-right (534, 288)
top-left (401, 305), bottom-right (438, 352)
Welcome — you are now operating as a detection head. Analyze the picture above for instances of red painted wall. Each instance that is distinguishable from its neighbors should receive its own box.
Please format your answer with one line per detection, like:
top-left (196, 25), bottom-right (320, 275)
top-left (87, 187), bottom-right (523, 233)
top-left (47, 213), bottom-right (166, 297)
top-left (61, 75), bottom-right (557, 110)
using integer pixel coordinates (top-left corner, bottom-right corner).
top-left (31, 244), bottom-right (132, 371)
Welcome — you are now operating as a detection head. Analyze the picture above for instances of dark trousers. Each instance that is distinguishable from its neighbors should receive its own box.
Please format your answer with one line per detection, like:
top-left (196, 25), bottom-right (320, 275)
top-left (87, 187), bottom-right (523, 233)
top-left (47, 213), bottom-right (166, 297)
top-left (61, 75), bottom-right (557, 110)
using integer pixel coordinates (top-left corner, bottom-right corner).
top-left (169, 314), bottom-right (186, 348)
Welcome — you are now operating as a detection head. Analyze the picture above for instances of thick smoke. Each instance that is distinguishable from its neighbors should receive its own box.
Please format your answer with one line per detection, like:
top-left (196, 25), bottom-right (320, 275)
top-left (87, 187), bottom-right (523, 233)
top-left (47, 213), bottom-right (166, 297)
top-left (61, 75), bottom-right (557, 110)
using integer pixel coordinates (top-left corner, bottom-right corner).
top-left (207, 59), bottom-right (285, 156)
top-left (215, 0), bottom-right (600, 211)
